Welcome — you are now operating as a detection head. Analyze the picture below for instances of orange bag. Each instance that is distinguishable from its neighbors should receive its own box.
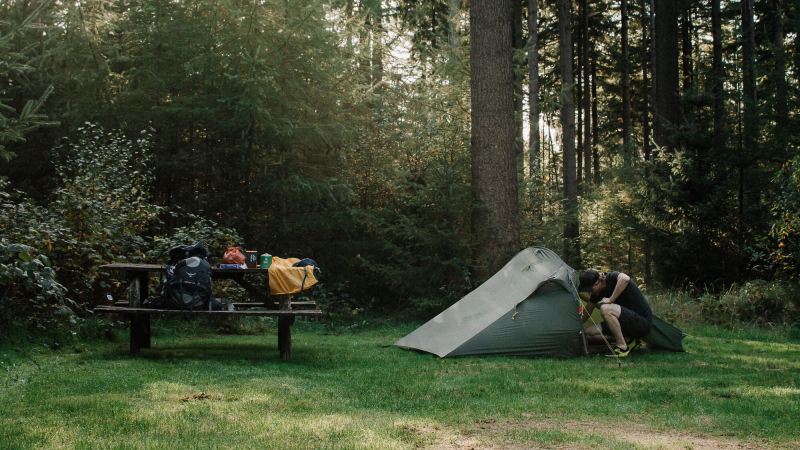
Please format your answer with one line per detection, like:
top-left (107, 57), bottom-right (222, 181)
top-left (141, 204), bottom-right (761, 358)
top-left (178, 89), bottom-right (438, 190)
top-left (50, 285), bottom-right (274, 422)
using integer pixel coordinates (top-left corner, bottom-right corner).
top-left (222, 246), bottom-right (246, 265)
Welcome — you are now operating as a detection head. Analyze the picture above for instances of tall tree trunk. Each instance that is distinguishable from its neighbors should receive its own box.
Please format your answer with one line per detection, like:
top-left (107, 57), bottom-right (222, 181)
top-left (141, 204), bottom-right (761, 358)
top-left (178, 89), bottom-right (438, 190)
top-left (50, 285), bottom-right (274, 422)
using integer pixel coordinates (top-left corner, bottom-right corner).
top-left (653, 0), bottom-right (679, 154)
top-left (641, 0), bottom-right (652, 287)
top-left (681, 5), bottom-right (692, 94)
top-left (592, 56), bottom-right (599, 184)
top-left (371, 0), bottom-right (384, 91)
top-left (448, 0), bottom-right (461, 49)
top-left (741, 0), bottom-right (757, 218)
top-left (577, 29), bottom-right (583, 184)
top-left (470, 0), bottom-right (520, 275)
top-left (621, 0), bottom-right (631, 166)
top-left (512, 0), bottom-right (525, 157)
top-left (528, 0), bottom-right (541, 182)
top-left (773, 0), bottom-right (788, 161)
top-left (558, 0), bottom-right (579, 266)
top-left (583, 0), bottom-right (591, 183)
top-left (358, 2), bottom-right (371, 81)
top-left (712, 0), bottom-right (723, 144)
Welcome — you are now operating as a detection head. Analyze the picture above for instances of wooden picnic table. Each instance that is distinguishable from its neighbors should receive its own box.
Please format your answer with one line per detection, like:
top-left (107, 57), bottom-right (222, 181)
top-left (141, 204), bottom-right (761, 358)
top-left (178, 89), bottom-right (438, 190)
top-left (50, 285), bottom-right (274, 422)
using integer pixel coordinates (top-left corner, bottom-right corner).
top-left (96, 263), bottom-right (322, 359)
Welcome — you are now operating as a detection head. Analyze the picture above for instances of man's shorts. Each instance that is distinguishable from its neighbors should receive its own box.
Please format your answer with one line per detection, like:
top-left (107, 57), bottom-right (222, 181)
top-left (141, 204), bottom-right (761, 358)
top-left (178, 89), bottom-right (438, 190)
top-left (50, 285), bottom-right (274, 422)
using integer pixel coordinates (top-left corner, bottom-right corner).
top-left (600, 306), bottom-right (652, 339)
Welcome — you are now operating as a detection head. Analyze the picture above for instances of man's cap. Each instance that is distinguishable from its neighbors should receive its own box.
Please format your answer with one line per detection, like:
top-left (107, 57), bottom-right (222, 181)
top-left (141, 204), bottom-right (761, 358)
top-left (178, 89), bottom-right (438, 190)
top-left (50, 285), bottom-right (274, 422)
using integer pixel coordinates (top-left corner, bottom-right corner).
top-left (578, 270), bottom-right (600, 292)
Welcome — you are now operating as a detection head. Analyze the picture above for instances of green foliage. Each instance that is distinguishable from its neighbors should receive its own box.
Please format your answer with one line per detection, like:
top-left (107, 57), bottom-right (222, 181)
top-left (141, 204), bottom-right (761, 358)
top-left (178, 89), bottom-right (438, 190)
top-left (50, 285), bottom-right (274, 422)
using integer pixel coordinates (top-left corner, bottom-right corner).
top-left (697, 280), bottom-right (799, 330)
top-left (346, 114), bottom-right (477, 312)
top-left (0, 0), bottom-right (58, 162)
top-left (752, 156), bottom-right (800, 280)
top-left (0, 240), bottom-right (72, 330)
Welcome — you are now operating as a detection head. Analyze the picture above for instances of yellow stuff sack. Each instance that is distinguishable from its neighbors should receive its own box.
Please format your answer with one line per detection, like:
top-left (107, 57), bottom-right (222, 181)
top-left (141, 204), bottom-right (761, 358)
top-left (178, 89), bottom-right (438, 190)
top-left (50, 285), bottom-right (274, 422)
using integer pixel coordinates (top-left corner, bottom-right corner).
top-left (268, 257), bottom-right (318, 295)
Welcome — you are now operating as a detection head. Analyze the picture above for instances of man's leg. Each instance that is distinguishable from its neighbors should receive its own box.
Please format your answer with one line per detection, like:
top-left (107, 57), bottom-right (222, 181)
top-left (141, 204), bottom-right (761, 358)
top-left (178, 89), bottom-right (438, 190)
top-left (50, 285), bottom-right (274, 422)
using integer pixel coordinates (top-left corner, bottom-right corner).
top-left (584, 324), bottom-right (606, 343)
top-left (598, 303), bottom-right (627, 350)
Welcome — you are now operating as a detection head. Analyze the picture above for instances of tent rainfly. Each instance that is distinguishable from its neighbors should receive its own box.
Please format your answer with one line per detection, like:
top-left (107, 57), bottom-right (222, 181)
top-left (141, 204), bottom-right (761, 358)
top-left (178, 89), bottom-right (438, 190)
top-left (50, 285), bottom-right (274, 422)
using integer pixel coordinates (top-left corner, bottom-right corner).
top-left (394, 247), bottom-right (686, 358)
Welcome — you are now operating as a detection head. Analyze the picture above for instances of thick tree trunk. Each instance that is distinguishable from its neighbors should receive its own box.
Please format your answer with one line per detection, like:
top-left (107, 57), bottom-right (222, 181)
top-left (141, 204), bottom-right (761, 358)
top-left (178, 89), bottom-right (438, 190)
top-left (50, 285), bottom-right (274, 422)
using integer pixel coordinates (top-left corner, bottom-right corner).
top-left (621, 0), bottom-right (631, 166)
top-left (470, 0), bottom-right (520, 275)
top-left (558, 0), bottom-right (579, 266)
top-left (641, 0), bottom-right (652, 287)
top-left (528, 0), bottom-right (543, 220)
top-left (653, 0), bottom-right (679, 153)
top-left (741, 0), bottom-right (757, 218)
top-left (591, 57), bottom-right (599, 184)
top-left (371, 0), bottom-right (383, 88)
top-left (583, 0), bottom-right (591, 183)
top-left (773, 0), bottom-right (788, 161)
top-left (712, 0), bottom-right (723, 144)
top-left (512, 0), bottom-right (525, 157)
top-left (528, 0), bottom-right (541, 183)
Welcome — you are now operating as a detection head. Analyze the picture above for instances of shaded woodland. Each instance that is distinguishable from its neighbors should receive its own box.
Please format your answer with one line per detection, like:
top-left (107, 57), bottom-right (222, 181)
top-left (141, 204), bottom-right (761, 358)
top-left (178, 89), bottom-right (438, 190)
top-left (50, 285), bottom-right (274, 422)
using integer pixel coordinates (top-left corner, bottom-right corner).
top-left (1, 0), bottom-right (798, 323)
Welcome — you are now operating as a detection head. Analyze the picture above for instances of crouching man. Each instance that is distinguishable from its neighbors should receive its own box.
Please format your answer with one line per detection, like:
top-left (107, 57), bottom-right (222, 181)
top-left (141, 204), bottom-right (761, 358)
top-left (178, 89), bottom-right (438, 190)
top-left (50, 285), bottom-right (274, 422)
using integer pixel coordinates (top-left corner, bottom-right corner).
top-left (578, 270), bottom-right (652, 357)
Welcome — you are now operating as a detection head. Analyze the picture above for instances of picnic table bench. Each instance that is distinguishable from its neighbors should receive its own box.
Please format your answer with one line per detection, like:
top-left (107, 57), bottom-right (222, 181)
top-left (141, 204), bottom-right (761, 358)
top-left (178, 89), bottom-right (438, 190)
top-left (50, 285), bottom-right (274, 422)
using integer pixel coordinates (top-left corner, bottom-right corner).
top-left (96, 263), bottom-right (323, 359)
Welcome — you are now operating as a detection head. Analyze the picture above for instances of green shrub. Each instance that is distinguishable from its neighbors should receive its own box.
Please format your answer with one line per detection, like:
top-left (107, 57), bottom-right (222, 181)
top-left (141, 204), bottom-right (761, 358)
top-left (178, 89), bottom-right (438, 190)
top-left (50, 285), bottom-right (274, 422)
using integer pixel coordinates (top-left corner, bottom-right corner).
top-left (0, 241), bottom-right (73, 330)
top-left (697, 280), bottom-right (799, 329)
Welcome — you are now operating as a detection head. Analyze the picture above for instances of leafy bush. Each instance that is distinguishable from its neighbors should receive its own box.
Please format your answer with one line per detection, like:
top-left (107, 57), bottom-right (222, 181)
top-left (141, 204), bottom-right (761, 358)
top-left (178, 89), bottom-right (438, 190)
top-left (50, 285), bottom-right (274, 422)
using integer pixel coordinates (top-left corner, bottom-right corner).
top-left (0, 241), bottom-right (73, 330)
top-left (2, 124), bottom-right (243, 329)
top-left (697, 280), bottom-right (799, 330)
top-left (751, 156), bottom-right (800, 280)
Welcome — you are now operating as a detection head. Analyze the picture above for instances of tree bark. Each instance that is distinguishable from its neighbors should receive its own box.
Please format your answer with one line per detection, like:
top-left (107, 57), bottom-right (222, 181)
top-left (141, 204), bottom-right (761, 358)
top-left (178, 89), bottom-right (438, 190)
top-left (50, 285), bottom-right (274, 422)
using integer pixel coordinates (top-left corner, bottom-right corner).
top-left (528, 0), bottom-right (541, 190)
top-left (558, 0), bottom-right (579, 266)
top-left (470, 0), bottom-right (520, 275)
top-left (653, 0), bottom-right (679, 154)
top-left (371, 0), bottom-right (384, 90)
top-left (512, 0), bottom-right (525, 157)
top-left (641, 0), bottom-right (652, 286)
top-left (741, 0), bottom-right (757, 217)
top-left (773, 0), bottom-right (788, 161)
top-left (591, 56), bottom-right (599, 184)
top-left (621, 0), bottom-right (631, 166)
top-left (583, 0), bottom-right (591, 183)
top-left (712, 0), bottom-right (723, 144)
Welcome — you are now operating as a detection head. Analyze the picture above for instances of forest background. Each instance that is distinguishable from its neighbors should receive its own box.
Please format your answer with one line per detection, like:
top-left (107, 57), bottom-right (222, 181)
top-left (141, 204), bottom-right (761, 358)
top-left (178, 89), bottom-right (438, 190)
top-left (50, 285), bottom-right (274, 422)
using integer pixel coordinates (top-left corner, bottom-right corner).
top-left (1, 0), bottom-right (798, 332)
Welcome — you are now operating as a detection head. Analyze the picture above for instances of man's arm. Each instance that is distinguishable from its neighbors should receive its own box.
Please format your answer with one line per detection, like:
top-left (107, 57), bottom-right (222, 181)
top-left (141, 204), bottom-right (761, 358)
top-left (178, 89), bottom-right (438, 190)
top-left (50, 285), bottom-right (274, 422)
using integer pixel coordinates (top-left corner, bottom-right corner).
top-left (581, 301), bottom-right (595, 323)
top-left (597, 272), bottom-right (630, 305)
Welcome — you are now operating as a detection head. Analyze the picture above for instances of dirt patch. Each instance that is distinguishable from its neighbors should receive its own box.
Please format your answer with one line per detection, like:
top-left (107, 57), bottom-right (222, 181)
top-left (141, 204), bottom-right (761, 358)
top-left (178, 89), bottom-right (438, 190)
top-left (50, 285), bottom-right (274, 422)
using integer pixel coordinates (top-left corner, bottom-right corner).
top-left (424, 417), bottom-right (785, 450)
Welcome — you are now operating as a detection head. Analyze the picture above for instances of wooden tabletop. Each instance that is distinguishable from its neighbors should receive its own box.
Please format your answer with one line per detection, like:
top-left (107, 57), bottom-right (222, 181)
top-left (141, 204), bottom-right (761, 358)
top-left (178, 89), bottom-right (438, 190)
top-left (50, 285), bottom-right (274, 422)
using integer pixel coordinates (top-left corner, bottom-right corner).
top-left (100, 263), bottom-right (272, 274)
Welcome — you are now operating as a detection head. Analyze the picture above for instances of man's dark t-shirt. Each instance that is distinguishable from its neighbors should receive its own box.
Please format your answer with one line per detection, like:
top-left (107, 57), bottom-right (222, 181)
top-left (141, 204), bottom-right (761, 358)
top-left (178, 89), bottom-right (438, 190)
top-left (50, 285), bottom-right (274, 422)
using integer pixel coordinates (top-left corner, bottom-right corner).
top-left (589, 271), bottom-right (652, 323)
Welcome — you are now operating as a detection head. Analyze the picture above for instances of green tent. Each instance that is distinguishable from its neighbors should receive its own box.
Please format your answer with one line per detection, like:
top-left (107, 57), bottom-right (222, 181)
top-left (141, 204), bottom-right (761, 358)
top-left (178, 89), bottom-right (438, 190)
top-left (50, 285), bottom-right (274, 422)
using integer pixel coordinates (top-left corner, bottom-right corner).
top-left (395, 247), bottom-right (686, 358)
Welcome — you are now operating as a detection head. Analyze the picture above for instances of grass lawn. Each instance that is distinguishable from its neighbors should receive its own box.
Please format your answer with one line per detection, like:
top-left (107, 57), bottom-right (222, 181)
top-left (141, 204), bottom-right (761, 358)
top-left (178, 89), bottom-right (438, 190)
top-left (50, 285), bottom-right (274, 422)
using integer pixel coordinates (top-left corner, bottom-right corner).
top-left (1, 317), bottom-right (798, 449)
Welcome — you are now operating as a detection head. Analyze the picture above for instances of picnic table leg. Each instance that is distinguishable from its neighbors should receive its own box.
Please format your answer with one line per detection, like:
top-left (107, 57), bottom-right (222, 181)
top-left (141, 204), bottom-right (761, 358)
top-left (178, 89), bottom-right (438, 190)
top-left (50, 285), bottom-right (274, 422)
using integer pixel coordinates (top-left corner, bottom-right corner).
top-left (278, 295), bottom-right (295, 360)
top-left (128, 272), bottom-right (151, 353)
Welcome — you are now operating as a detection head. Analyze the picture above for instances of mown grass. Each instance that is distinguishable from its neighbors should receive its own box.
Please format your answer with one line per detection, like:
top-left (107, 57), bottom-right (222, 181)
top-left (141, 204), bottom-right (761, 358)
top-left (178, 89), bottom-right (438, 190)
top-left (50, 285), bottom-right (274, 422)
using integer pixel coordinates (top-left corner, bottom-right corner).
top-left (0, 316), bottom-right (798, 449)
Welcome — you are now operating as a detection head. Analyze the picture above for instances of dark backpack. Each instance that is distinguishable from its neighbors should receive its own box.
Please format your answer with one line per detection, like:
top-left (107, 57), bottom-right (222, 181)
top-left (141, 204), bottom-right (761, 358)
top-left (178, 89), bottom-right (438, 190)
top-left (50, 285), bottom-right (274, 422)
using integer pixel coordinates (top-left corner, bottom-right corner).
top-left (292, 258), bottom-right (321, 298)
top-left (161, 242), bottom-right (215, 319)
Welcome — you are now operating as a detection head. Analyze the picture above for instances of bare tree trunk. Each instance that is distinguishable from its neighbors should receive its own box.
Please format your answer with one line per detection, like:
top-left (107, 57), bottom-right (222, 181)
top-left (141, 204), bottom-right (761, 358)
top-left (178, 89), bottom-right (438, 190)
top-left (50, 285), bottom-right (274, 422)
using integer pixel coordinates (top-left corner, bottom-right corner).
top-left (528, 0), bottom-right (541, 183)
top-left (583, 0), bottom-right (591, 183)
top-left (653, 0), bottom-right (679, 154)
top-left (558, 0), bottom-right (579, 266)
top-left (592, 57), bottom-right (599, 184)
top-left (641, 0), bottom-right (652, 287)
top-left (371, 0), bottom-right (383, 91)
top-left (448, 0), bottom-right (461, 49)
top-left (712, 0), bottom-right (723, 144)
top-left (512, 0), bottom-right (525, 157)
top-left (773, 0), bottom-right (788, 161)
top-left (622, 0), bottom-right (631, 166)
top-left (470, 0), bottom-right (520, 275)
top-left (577, 30), bottom-right (583, 184)
top-left (741, 0), bottom-right (757, 218)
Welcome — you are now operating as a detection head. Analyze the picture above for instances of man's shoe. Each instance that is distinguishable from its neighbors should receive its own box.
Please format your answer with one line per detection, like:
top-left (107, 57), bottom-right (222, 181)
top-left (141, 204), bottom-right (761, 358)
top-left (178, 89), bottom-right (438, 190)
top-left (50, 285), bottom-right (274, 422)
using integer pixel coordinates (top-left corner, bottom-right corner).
top-left (628, 338), bottom-right (643, 354)
top-left (605, 345), bottom-right (632, 358)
